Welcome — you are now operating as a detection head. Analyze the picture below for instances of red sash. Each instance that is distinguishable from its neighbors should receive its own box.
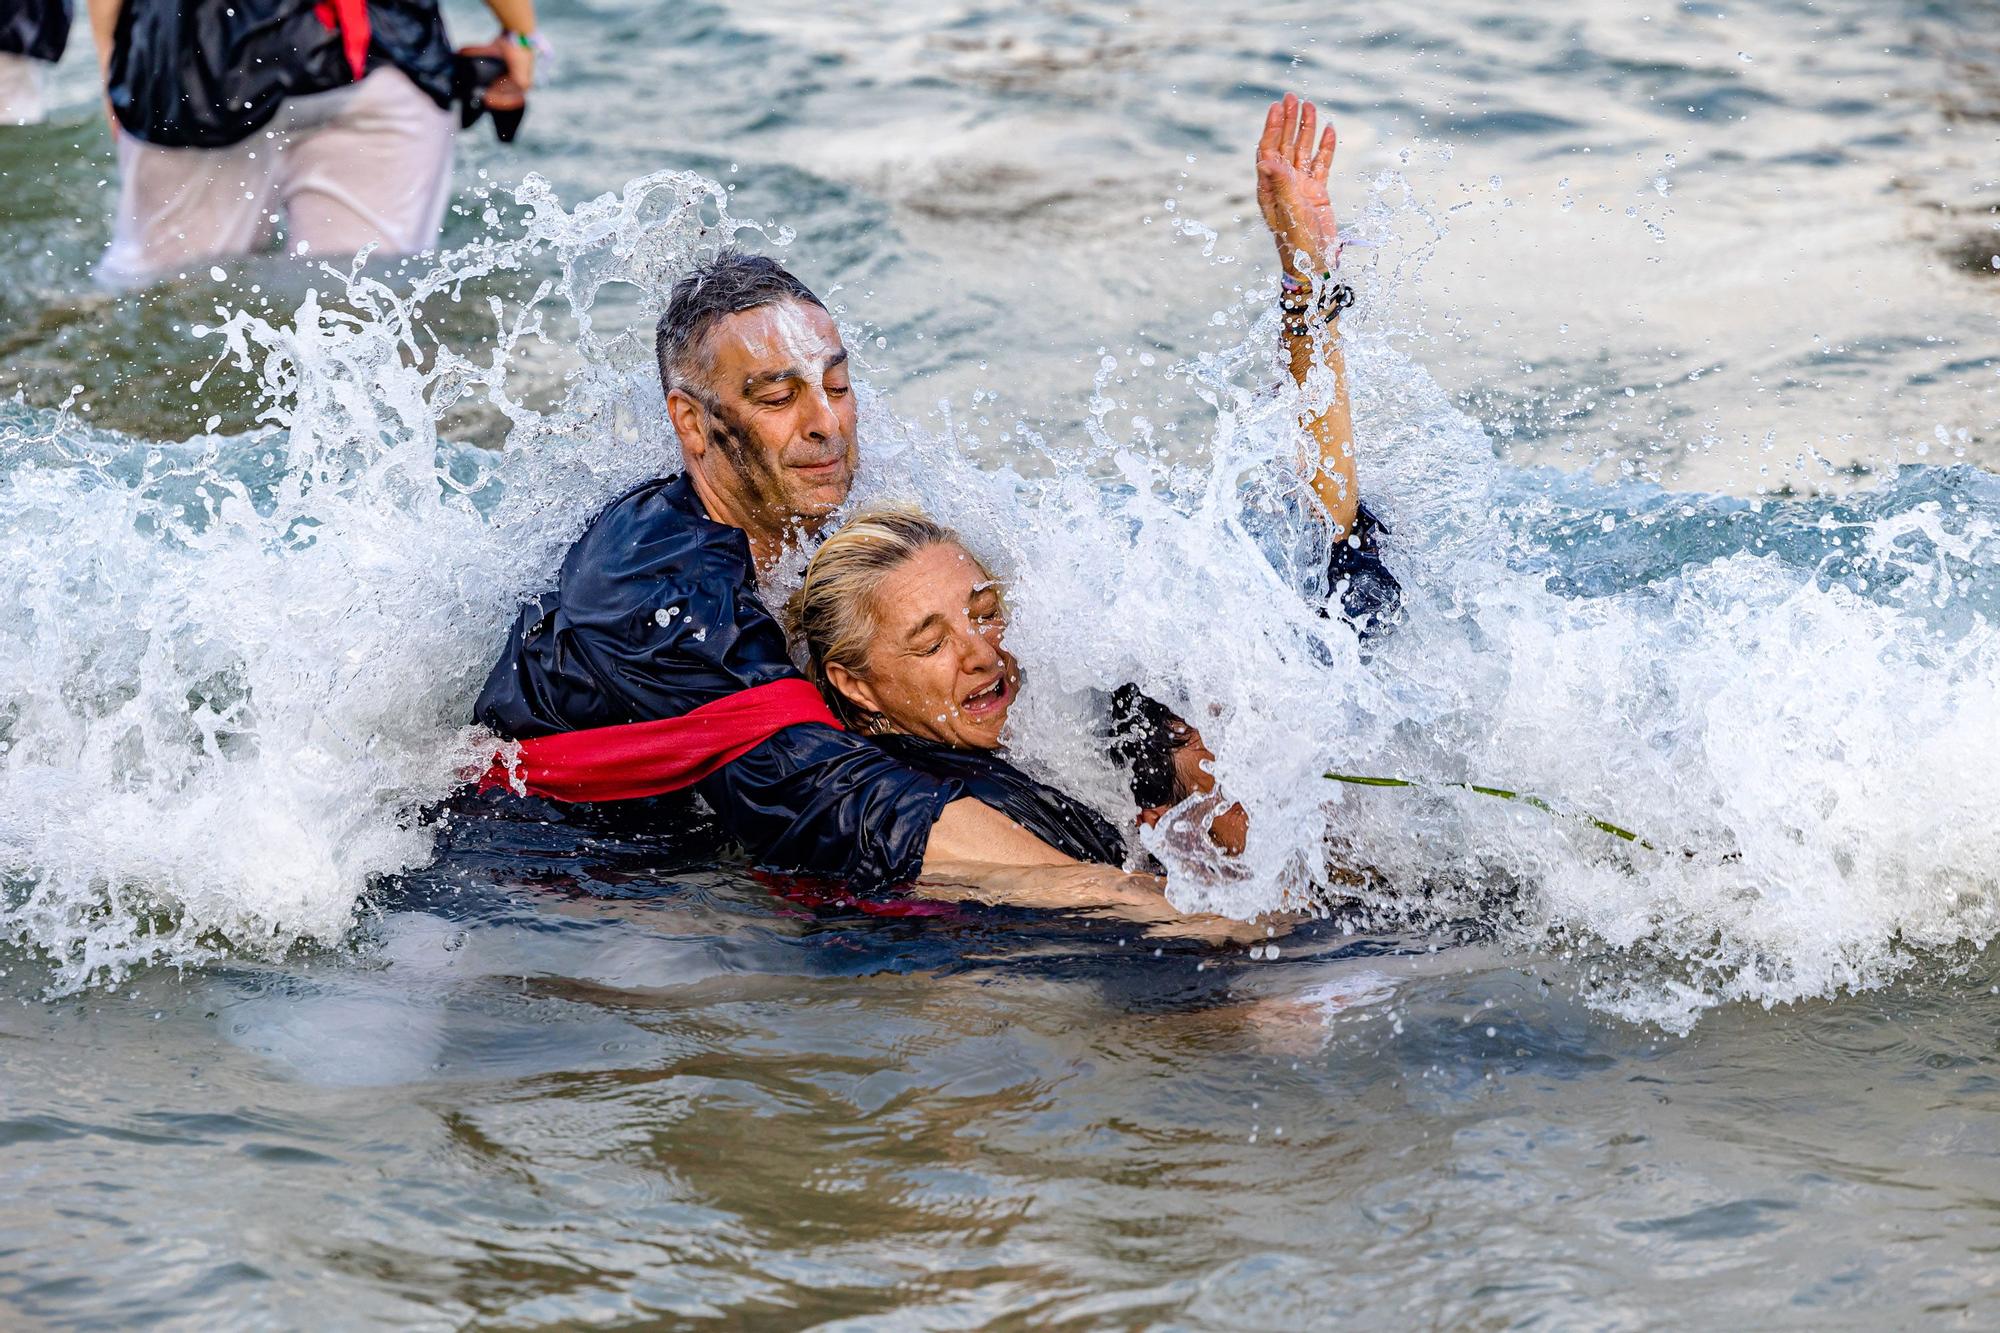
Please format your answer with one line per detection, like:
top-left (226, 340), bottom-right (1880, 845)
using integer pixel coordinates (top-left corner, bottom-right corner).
top-left (479, 678), bottom-right (843, 803)
top-left (313, 0), bottom-right (372, 81)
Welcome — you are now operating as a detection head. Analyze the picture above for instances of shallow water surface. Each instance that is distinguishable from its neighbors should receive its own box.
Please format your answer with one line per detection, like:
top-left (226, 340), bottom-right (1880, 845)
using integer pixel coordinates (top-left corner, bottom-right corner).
top-left (3, 0), bottom-right (1999, 1326)
top-left (6, 810), bottom-right (2000, 1326)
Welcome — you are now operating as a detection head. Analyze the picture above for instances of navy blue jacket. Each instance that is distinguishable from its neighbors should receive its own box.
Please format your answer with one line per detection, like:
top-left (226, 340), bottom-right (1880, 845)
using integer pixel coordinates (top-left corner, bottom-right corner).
top-left (1, 0), bottom-right (68, 62)
top-left (1327, 500), bottom-right (1401, 630)
top-left (871, 734), bottom-right (1128, 867)
top-left (475, 476), bottom-right (963, 889)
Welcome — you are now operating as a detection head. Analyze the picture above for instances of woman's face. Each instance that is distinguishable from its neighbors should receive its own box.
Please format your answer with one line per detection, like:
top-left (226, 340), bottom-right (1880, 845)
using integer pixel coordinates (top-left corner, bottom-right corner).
top-left (832, 542), bottom-right (1020, 750)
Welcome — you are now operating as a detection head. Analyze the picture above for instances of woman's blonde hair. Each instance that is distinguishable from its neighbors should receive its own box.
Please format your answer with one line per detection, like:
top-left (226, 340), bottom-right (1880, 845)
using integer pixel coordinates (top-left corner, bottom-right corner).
top-left (786, 506), bottom-right (999, 731)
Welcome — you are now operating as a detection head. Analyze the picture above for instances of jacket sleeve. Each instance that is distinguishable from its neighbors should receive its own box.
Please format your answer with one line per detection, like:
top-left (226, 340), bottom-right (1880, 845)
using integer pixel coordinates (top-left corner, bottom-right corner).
top-left (1326, 499), bottom-right (1402, 635)
top-left (697, 725), bottom-right (964, 890)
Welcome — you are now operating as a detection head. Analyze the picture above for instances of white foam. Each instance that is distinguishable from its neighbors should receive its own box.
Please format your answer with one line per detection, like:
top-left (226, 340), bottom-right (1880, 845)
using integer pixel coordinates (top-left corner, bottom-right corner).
top-left (2, 167), bottom-right (1995, 1032)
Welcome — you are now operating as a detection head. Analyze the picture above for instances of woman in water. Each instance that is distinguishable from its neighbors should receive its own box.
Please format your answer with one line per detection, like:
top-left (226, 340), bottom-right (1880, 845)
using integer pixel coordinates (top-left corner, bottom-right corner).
top-left (784, 96), bottom-right (1397, 893)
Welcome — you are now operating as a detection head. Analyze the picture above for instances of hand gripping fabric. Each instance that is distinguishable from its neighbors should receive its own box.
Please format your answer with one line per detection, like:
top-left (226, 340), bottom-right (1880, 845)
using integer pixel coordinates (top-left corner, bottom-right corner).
top-left (478, 677), bottom-right (844, 803)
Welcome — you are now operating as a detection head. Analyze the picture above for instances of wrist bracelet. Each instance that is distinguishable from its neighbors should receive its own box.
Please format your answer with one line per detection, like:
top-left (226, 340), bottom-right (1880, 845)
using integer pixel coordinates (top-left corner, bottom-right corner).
top-left (1279, 242), bottom-right (1346, 295)
top-left (1280, 276), bottom-right (1354, 335)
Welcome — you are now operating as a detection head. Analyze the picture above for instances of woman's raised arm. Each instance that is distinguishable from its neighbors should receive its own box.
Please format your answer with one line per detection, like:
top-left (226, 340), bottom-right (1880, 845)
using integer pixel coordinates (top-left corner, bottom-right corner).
top-left (1256, 94), bottom-right (1358, 541)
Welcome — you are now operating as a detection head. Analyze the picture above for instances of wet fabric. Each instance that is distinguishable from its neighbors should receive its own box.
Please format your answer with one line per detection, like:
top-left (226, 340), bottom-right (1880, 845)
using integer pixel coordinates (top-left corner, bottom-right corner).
top-left (0, 53), bottom-right (48, 124)
top-left (869, 734), bottom-right (1130, 867)
top-left (475, 474), bottom-right (964, 890)
top-left (99, 65), bottom-right (453, 286)
top-left (0, 0), bottom-right (68, 62)
top-left (108, 0), bottom-right (452, 148)
top-left (1326, 499), bottom-right (1402, 631)
top-left (1109, 497), bottom-right (1402, 807)
top-left (479, 678), bottom-right (843, 804)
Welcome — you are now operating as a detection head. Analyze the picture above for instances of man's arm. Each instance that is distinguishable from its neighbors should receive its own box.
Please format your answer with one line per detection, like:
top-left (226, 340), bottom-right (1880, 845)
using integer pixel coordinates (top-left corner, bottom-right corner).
top-left (479, 0), bottom-right (538, 89)
top-left (87, 0), bottom-right (119, 128)
top-left (87, 0), bottom-right (118, 72)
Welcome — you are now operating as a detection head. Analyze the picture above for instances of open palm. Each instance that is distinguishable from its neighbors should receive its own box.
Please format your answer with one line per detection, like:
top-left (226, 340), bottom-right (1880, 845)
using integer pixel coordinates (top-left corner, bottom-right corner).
top-left (1256, 93), bottom-right (1339, 280)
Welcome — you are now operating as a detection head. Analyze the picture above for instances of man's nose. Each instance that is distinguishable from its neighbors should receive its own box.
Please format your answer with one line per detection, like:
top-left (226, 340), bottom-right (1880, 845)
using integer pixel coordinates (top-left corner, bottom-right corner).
top-left (799, 385), bottom-right (838, 441)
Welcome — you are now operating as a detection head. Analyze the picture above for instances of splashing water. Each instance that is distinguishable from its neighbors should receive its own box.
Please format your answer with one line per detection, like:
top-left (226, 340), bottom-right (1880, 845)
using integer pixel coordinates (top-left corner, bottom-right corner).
top-left (0, 171), bottom-right (755, 988)
top-left (1, 168), bottom-right (1996, 1030)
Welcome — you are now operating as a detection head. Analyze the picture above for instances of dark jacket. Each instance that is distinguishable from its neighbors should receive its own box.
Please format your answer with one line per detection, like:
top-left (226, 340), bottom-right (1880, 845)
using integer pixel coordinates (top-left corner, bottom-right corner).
top-left (1326, 499), bottom-right (1401, 630)
top-left (871, 734), bottom-right (1128, 867)
top-left (1, 0), bottom-right (69, 62)
top-left (475, 475), bottom-right (965, 890)
top-left (108, 0), bottom-right (452, 148)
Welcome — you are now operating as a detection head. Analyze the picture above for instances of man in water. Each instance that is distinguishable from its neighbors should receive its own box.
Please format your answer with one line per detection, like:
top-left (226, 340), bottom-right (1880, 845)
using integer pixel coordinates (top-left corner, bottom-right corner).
top-left (477, 94), bottom-right (1373, 907)
top-left (475, 250), bottom-right (1139, 894)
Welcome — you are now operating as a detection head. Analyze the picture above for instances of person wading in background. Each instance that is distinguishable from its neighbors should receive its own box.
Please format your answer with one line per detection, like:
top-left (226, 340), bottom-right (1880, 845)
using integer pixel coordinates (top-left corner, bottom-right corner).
top-left (87, 0), bottom-right (539, 286)
top-left (0, 0), bottom-right (70, 125)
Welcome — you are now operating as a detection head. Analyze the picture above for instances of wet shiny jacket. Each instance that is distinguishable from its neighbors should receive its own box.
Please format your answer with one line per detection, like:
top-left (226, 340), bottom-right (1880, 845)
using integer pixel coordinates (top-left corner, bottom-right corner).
top-left (107, 0), bottom-right (452, 147)
top-left (1, 0), bottom-right (69, 62)
top-left (475, 476), bottom-right (965, 890)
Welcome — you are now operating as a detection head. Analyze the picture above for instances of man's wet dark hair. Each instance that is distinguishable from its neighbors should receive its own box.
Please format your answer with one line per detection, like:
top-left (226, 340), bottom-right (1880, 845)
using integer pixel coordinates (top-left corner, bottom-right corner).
top-left (655, 249), bottom-right (826, 400)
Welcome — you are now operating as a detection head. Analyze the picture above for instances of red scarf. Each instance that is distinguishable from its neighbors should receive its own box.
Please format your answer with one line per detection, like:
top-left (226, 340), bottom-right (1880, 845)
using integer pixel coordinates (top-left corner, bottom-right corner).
top-left (479, 678), bottom-right (843, 803)
top-left (313, 0), bottom-right (372, 81)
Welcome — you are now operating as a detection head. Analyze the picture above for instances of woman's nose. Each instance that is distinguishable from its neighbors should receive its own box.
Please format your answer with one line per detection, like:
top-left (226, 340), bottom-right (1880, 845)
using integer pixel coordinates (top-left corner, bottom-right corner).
top-left (957, 624), bottom-right (1001, 670)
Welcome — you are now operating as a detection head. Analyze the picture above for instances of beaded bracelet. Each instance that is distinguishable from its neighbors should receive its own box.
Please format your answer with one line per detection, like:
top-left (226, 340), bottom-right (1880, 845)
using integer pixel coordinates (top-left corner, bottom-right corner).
top-left (1279, 273), bottom-right (1355, 337)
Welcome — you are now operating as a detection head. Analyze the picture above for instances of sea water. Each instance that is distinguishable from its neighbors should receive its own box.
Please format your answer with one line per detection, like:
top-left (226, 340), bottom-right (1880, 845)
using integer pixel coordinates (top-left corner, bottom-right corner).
top-left (2, 0), bottom-right (1998, 1325)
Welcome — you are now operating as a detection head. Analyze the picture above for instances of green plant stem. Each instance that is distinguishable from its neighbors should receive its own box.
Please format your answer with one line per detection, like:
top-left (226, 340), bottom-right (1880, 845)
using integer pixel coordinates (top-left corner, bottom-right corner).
top-left (1323, 772), bottom-right (1654, 850)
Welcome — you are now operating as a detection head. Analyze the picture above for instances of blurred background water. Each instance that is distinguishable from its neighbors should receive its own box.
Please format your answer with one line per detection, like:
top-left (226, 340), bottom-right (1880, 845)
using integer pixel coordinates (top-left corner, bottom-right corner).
top-left (2, 0), bottom-right (1999, 1326)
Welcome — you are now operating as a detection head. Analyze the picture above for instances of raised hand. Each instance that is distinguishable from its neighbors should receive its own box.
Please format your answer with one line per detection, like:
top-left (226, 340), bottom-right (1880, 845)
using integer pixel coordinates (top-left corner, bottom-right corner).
top-left (1256, 93), bottom-right (1339, 281)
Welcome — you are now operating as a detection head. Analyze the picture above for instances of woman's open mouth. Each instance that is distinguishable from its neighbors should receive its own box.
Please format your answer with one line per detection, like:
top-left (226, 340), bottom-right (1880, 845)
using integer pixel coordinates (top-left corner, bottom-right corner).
top-left (960, 674), bottom-right (1011, 717)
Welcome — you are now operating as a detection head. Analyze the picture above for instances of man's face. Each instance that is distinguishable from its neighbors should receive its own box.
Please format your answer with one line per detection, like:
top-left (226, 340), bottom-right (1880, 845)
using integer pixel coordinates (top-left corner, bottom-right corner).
top-left (674, 300), bottom-right (859, 534)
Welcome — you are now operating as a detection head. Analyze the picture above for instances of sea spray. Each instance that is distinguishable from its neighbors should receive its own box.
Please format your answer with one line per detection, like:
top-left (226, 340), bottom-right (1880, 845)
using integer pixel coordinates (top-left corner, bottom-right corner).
top-left (843, 279), bottom-right (2000, 1031)
top-left (1, 166), bottom-right (1996, 1031)
top-left (0, 171), bottom-right (754, 990)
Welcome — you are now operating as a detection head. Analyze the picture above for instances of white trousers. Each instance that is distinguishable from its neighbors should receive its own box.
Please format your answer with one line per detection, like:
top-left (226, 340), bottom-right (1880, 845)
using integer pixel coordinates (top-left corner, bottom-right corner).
top-left (99, 65), bottom-right (454, 287)
top-left (0, 53), bottom-right (48, 126)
